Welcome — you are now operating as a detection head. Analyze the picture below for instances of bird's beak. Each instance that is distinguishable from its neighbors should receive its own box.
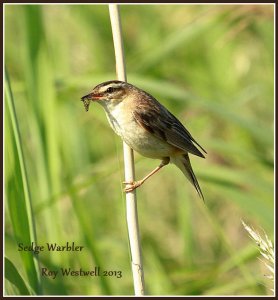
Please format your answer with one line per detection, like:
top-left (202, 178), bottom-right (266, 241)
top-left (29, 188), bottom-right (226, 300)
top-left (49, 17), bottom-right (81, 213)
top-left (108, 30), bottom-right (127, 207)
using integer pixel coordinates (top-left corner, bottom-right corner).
top-left (81, 92), bottom-right (102, 112)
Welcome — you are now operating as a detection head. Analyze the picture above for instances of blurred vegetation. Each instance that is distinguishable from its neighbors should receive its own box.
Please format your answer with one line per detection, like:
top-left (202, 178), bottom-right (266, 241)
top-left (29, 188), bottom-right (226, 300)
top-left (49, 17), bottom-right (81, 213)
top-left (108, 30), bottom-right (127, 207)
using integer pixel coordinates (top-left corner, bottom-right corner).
top-left (4, 4), bottom-right (274, 296)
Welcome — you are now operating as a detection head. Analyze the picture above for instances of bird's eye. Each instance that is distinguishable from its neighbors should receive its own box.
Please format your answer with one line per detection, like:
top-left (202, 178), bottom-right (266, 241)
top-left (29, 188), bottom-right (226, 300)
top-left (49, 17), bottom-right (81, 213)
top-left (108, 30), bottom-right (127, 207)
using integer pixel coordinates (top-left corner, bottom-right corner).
top-left (107, 87), bottom-right (115, 93)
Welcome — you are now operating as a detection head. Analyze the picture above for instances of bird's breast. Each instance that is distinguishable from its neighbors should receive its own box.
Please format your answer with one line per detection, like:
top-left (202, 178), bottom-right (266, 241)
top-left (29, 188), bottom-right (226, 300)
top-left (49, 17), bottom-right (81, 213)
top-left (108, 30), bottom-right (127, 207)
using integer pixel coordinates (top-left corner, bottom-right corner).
top-left (104, 102), bottom-right (177, 159)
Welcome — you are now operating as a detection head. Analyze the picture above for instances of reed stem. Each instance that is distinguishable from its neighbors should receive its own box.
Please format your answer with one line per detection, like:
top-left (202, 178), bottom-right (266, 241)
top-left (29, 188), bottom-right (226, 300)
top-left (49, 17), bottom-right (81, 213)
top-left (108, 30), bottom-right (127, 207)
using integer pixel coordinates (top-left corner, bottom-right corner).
top-left (109, 4), bottom-right (145, 296)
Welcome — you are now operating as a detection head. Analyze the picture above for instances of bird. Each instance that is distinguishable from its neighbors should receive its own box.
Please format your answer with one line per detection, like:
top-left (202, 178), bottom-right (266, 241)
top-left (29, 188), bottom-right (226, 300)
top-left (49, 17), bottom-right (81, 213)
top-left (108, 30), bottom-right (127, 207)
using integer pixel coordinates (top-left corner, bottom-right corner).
top-left (81, 80), bottom-right (206, 199)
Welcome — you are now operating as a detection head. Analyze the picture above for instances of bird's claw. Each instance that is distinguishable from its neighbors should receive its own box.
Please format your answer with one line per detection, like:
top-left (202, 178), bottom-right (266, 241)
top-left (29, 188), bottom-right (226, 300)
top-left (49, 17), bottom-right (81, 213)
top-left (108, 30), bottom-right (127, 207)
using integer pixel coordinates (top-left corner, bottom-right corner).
top-left (123, 181), bottom-right (142, 193)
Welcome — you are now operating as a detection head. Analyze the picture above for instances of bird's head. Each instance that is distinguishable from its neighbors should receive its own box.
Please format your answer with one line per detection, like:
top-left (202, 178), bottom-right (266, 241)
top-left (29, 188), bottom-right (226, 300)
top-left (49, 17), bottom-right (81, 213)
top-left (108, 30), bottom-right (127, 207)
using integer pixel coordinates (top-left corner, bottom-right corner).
top-left (81, 80), bottom-right (132, 111)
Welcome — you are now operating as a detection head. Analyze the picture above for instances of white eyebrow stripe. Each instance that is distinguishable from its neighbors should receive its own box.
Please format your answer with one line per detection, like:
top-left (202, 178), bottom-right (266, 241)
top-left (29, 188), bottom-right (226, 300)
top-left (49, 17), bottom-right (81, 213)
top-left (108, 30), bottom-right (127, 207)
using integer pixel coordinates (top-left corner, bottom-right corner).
top-left (99, 83), bottom-right (122, 93)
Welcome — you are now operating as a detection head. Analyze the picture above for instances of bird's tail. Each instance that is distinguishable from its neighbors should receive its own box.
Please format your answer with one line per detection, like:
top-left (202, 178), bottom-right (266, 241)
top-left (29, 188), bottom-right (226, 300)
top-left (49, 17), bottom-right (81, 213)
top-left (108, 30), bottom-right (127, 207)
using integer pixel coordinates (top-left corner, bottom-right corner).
top-left (171, 154), bottom-right (204, 200)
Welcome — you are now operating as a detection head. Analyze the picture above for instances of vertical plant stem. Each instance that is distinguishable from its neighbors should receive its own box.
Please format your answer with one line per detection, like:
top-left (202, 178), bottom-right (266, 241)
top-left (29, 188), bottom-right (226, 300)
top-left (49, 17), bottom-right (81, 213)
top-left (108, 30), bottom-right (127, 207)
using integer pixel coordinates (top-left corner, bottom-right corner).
top-left (109, 4), bottom-right (145, 296)
top-left (5, 68), bottom-right (41, 294)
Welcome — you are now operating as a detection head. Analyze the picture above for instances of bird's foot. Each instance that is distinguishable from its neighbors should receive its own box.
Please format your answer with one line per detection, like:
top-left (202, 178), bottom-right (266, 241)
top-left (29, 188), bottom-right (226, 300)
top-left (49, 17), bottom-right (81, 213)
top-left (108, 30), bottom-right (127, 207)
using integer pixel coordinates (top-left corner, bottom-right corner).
top-left (123, 180), bottom-right (143, 193)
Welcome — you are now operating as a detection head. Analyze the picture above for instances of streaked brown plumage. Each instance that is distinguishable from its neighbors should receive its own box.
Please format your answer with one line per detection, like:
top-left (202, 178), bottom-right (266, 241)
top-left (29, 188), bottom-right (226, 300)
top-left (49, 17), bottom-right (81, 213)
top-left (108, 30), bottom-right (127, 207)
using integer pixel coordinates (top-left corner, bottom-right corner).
top-left (81, 80), bottom-right (206, 199)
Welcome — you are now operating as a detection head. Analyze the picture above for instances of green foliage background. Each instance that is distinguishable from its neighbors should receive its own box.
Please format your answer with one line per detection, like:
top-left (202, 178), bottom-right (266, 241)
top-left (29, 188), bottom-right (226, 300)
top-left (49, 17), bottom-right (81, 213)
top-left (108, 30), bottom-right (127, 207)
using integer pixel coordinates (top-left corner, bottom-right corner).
top-left (5, 4), bottom-right (274, 296)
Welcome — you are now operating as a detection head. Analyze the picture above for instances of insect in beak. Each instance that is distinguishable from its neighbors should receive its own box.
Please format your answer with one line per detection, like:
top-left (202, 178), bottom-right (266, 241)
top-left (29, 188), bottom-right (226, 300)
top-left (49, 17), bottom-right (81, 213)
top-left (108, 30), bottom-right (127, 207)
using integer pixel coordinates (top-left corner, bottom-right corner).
top-left (81, 93), bottom-right (102, 111)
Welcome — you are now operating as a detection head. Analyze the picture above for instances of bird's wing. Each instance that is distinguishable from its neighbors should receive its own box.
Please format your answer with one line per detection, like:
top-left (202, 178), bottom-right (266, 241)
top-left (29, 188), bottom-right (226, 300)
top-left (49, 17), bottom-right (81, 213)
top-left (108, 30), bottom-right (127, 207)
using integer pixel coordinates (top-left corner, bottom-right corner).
top-left (132, 101), bottom-right (206, 158)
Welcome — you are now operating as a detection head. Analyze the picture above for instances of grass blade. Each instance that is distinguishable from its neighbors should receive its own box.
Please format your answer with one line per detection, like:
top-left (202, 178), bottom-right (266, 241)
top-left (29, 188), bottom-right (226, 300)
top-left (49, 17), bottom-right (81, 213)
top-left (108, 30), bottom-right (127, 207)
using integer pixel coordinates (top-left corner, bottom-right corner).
top-left (4, 257), bottom-right (31, 295)
top-left (5, 68), bottom-right (41, 294)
